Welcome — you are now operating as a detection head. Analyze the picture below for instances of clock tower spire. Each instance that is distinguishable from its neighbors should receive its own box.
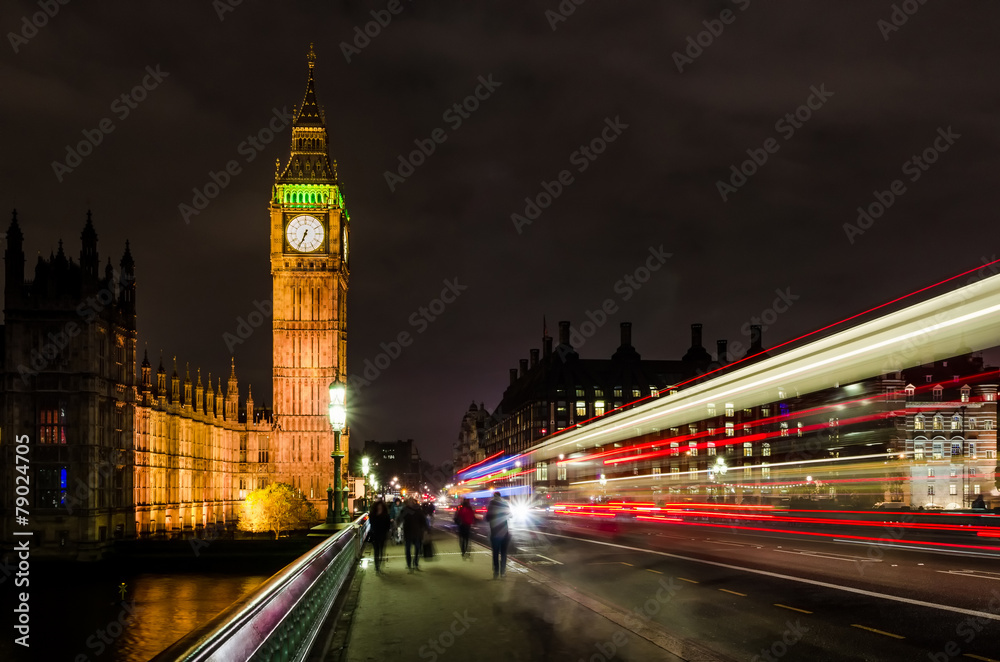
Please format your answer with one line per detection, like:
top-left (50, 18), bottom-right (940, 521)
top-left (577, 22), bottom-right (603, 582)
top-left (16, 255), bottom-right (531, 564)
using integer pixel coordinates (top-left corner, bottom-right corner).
top-left (270, 44), bottom-right (350, 508)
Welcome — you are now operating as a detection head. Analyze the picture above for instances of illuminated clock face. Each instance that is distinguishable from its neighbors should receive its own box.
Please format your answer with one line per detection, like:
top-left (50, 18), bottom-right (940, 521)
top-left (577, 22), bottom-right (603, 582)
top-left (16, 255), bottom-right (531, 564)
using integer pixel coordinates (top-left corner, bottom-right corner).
top-left (286, 215), bottom-right (324, 252)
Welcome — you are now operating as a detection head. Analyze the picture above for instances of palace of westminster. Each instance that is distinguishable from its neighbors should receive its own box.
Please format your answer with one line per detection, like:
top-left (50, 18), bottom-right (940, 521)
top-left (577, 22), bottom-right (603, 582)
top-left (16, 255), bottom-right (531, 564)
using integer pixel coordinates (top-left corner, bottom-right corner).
top-left (0, 47), bottom-right (350, 559)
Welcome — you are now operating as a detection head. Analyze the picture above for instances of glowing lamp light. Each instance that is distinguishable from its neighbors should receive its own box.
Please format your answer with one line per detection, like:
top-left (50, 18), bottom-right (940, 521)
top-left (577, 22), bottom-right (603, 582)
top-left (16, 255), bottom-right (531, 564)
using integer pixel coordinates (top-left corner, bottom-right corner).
top-left (328, 379), bottom-right (347, 431)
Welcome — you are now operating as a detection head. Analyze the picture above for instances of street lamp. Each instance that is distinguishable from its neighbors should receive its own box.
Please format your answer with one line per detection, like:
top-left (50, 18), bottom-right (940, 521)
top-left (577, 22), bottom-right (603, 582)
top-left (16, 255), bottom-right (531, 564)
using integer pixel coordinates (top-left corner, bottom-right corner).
top-left (328, 378), bottom-right (347, 524)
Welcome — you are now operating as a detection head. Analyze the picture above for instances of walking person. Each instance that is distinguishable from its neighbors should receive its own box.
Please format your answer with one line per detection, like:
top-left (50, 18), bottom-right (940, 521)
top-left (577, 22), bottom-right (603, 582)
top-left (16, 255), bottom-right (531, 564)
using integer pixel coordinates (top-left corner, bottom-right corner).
top-left (456, 498), bottom-right (477, 558)
top-left (399, 497), bottom-right (427, 572)
top-left (369, 500), bottom-right (391, 574)
top-left (389, 497), bottom-right (403, 544)
top-left (486, 491), bottom-right (512, 579)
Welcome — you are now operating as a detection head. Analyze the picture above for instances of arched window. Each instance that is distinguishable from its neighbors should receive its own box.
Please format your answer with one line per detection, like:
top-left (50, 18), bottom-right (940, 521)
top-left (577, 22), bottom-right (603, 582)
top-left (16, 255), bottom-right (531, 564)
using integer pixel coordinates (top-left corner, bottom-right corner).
top-left (914, 414), bottom-right (925, 431)
top-left (707, 442), bottom-right (716, 456)
top-left (762, 443), bottom-right (771, 457)
top-left (913, 442), bottom-right (924, 460)
top-left (743, 442), bottom-right (753, 457)
top-left (933, 385), bottom-right (943, 401)
top-left (951, 415), bottom-right (962, 430)
top-left (933, 415), bottom-right (943, 430)
top-left (961, 385), bottom-right (971, 403)
top-left (905, 384), bottom-right (915, 400)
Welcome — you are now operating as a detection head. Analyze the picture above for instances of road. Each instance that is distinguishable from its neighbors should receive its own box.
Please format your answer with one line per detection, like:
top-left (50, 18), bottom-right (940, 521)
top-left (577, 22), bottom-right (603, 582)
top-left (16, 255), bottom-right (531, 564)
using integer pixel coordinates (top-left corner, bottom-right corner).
top-left (445, 514), bottom-right (1000, 661)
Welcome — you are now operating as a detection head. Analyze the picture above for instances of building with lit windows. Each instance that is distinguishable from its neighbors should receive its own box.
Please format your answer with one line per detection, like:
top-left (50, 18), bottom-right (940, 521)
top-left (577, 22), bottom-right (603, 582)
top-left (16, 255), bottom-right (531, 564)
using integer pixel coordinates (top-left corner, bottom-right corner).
top-left (458, 321), bottom-right (763, 475)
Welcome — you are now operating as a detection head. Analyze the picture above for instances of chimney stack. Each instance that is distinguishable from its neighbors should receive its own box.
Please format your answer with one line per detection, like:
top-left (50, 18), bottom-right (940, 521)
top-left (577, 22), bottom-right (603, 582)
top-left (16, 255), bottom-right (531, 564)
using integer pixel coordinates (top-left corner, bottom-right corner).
top-left (691, 323), bottom-right (703, 348)
top-left (559, 321), bottom-right (571, 347)
top-left (509, 368), bottom-right (518, 385)
top-left (530, 348), bottom-right (539, 369)
top-left (717, 339), bottom-right (728, 364)
top-left (519, 358), bottom-right (529, 377)
top-left (543, 336), bottom-right (553, 359)
top-left (620, 322), bottom-right (632, 347)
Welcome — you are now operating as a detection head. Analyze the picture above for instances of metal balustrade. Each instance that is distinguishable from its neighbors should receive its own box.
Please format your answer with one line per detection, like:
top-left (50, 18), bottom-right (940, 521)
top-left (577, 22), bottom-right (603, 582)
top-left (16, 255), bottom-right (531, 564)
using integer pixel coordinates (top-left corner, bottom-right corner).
top-left (151, 515), bottom-right (370, 662)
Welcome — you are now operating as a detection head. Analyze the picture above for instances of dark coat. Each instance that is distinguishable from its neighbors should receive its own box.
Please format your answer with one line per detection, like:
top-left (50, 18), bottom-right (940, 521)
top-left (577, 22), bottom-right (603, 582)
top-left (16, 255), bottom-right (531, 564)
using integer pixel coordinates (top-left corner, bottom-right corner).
top-left (486, 496), bottom-right (511, 539)
top-left (400, 503), bottom-right (427, 540)
top-left (369, 505), bottom-right (391, 542)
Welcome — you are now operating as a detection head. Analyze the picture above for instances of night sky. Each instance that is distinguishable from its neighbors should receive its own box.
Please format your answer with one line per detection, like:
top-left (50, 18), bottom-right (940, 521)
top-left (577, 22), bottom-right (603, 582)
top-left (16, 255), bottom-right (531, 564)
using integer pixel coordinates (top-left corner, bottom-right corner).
top-left (2, 1), bottom-right (998, 465)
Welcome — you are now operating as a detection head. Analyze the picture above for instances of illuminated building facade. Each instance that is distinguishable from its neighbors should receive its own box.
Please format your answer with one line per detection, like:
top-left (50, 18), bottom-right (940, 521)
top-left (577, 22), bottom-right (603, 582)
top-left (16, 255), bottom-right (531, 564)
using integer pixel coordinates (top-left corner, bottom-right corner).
top-left (0, 213), bottom-right (272, 559)
top-left (270, 45), bottom-right (351, 507)
top-left (133, 356), bottom-right (272, 539)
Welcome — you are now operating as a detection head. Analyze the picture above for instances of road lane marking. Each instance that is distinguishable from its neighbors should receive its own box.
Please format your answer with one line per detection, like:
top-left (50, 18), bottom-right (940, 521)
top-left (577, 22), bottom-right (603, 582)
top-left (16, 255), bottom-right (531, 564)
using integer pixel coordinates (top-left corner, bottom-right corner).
top-left (535, 554), bottom-right (563, 565)
top-left (833, 539), bottom-right (1000, 560)
top-left (707, 540), bottom-right (746, 547)
top-left (646, 569), bottom-right (663, 574)
top-left (539, 531), bottom-right (1000, 622)
top-left (621, 562), bottom-right (634, 566)
top-left (719, 588), bottom-right (746, 597)
top-left (775, 549), bottom-right (880, 563)
top-left (774, 603), bottom-right (813, 614)
top-left (851, 624), bottom-right (905, 639)
top-left (677, 577), bottom-right (699, 583)
top-left (936, 570), bottom-right (1000, 581)
top-left (964, 654), bottom-right (1000, 662)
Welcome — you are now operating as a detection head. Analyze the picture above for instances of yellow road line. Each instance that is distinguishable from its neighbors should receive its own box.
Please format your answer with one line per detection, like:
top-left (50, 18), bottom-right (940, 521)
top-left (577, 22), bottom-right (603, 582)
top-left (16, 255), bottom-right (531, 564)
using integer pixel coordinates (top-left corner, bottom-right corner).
top-left (964, 654), bottom-right (1000, 662)
top-left (677, 577), bottom-right (699, 584)
top-left (645, 568), bottom-right (663, 574)
top-left (774, 604), bottom-right (813, 614)
top-left (851, 624), bottom-right (904, 640)
top-left (620, 562), bottom-right (634, 566)
top-left (719, 588), bottom-right (747, 597)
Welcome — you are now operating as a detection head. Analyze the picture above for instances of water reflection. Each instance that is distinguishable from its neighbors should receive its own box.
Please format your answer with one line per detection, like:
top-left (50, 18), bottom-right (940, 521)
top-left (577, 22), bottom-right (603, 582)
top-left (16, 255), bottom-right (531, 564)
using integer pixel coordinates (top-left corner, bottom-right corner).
top-left (0, 565), bottom-right (269, 662)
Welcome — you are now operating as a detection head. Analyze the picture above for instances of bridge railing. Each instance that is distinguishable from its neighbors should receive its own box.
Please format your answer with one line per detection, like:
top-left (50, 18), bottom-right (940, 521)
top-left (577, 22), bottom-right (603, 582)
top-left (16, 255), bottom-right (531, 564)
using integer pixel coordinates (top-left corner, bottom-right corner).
top-left (151, 515), bottom-right (370, 662)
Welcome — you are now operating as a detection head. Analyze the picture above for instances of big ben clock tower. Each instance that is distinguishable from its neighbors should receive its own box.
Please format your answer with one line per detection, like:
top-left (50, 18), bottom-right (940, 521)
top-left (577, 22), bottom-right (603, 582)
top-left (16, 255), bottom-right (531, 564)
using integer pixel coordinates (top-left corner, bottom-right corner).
top-left (271, 45), bottom-right (350, 507)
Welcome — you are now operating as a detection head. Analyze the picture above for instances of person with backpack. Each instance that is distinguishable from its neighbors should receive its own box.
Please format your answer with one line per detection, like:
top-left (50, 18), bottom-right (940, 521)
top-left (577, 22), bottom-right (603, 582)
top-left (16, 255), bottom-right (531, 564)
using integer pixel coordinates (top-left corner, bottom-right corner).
top-left (456, 498), bottom-right (478, 558)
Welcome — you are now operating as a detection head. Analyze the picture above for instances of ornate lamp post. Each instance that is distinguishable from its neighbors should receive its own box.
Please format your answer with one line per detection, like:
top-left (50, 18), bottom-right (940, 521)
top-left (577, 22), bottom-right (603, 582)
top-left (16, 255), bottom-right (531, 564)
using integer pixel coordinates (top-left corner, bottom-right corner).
top-left (328, 378), bottom-right (347, 524)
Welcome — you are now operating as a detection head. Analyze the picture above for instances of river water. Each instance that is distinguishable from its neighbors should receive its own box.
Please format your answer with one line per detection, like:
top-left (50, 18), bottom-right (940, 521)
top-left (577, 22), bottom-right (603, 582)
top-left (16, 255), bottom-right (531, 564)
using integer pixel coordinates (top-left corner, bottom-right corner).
top-left (0, 558), bottom-right (285, 661)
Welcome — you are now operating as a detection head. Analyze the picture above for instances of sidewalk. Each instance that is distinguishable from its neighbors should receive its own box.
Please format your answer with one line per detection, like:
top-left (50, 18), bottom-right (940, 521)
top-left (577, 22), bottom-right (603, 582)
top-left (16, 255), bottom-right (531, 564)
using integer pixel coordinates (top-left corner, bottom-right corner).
top-left (341, 528), bottom-right (693, 662)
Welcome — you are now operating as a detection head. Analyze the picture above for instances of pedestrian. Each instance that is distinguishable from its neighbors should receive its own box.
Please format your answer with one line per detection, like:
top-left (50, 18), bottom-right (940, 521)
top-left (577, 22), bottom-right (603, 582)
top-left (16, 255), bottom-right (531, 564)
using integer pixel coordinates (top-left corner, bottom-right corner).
top-left (389, 497), bottom-right (403, 544)
top-left (456, 498), bottom-right (477, 558)
top-left (486, 491), bottom-right (512, 579)
top-left (399, 497), bottom-right (427, 572)
top-left (369, 500), bottom-right (391, 574)
top-left (973, 494), bottom-right (987, 509)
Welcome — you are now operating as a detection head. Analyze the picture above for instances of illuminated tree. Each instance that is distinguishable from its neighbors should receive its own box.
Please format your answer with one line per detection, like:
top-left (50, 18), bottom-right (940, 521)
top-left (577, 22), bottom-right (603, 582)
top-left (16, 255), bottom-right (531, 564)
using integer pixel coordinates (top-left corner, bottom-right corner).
top-left (239, 483), bottom-right (319, 538)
